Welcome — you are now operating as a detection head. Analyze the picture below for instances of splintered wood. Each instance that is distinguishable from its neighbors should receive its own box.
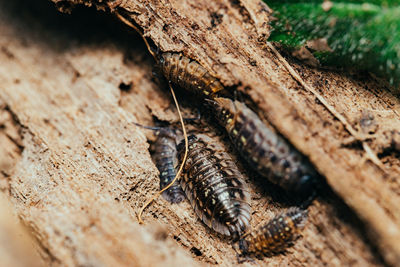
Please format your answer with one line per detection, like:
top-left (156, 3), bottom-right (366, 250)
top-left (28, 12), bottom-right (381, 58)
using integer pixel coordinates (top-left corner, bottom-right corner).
top-left (0, 0), bottom-right (399, 266)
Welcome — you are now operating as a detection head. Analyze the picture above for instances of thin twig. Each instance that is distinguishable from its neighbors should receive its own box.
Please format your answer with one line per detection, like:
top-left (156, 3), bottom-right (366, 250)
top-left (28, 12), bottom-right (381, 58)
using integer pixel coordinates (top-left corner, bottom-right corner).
top-left (267, 42), bottom-right (385, 172)
top-left (114, 11), bottom-right (189, 223)
top-left (137, 84), bottom-right (189, 224)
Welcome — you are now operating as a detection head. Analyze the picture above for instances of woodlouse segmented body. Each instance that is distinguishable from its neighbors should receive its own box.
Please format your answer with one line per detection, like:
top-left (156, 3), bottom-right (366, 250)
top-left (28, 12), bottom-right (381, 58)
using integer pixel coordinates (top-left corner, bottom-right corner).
top-left (159, 52), bottom-right (225, 98)
top-left (238, 207), bottom-right (308, 257)
top-left (153, 129), bottom-right (185, 204)
top-left (208, 97), bottom-right (317, 194)
top-left (176, 134), bottom-right (251, 238)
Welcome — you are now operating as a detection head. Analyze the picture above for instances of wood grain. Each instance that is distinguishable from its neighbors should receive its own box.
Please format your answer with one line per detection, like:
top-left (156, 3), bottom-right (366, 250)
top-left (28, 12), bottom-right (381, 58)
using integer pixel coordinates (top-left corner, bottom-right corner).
top-left (0, 0), bottom-right (399, 266)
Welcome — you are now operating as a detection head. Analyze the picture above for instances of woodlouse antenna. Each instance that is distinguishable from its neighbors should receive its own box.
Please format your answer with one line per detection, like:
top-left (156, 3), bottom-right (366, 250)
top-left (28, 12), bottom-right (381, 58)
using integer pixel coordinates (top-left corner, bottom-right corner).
top-left (137, 84), bottom-right (188, 224)
top-left (133, 111), bottom-right (200, 132)
top-left (133, 122), bottom-right (166, 132)
top-left (115, 11), bottom-right (157, 61)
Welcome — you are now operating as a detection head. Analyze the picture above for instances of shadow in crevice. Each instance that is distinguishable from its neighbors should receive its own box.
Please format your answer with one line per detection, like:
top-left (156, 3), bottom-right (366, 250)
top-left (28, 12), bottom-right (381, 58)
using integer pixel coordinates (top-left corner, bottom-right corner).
top-left (0, 0), bottom-right (151, 63)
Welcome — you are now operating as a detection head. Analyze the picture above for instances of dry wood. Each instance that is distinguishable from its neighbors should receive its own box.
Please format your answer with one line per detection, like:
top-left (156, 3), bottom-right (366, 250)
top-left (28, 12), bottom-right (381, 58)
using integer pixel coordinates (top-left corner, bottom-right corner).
top-left (0, 0), bottom-right (399, 266)
top-left (0, 2), bottom-right (199, 266)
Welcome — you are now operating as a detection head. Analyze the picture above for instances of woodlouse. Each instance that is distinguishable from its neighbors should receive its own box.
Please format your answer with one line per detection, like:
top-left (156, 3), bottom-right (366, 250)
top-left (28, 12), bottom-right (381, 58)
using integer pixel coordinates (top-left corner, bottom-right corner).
top-left (116, 14), bottom-right (225, 99)
top-left (134, 123), bottom-right (185, 204)
top-left (238, 207), bottom-right (308, 258)
top-left (207, 97), bottom-right (318, 195)
top-left (176, 134), bottom-right (251, 238)
top-left (158, 52), bottom-right (225, 98)
top-left (153, 128), bottom-right (186, 204)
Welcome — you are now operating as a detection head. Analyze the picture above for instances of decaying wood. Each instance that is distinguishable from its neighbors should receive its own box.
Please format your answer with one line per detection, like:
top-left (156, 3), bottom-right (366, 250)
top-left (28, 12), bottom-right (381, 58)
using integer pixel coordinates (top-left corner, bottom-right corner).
top-left (0, 2), bottom-right (199, 266)
top-left (0, 0), bottom-right (399, 266)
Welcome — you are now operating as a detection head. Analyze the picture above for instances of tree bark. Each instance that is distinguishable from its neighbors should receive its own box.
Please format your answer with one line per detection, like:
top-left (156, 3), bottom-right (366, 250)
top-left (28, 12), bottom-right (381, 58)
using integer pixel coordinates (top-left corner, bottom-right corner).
top-left (0, 0), bottom-right (399, 266)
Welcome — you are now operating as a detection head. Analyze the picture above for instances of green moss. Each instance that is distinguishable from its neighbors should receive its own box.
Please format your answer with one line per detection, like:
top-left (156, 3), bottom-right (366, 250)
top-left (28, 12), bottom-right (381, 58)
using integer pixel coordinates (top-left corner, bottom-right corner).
top-left (266, 0), bottom-right (400, 86)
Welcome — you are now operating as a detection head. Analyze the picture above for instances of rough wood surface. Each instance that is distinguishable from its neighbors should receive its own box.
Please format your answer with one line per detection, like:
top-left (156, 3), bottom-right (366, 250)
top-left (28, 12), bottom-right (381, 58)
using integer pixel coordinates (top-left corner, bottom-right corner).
top-left (0, 2), bottom-right (199, 266)
top-left (0, 0), bottom-right (399, 266)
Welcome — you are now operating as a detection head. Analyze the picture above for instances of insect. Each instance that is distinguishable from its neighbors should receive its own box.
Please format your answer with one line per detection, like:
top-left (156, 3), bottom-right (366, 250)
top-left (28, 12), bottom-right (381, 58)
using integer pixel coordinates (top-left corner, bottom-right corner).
top-left (176, 134), bottom-right (251, 238)
top-left (207, 97), bottom-right (318, 195)
top-left (134, 123), bottom-right (185, 204)
top-left (238, 207), bottom-right (308, 258)
top-left (158, 52), bottom-right (226, 98)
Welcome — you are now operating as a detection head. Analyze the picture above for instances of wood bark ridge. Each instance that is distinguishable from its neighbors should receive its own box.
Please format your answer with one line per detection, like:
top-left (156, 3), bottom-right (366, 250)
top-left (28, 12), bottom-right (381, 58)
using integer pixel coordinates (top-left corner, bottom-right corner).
top-left (0, 0), bottom-right (399, 266)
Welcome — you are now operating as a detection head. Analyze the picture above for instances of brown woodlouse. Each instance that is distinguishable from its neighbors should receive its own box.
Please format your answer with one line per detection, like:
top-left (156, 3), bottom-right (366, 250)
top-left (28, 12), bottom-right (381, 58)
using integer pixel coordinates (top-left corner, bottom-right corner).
top-left (134, 123), bottom-right (185, 204)
top-left (158, 52), bottom-right (225, 98)
top-left (238, 207), bottom-right (308, 258)
top-left (176, 134), bottom-right (251, 238)
top-left (207, 97), bottom-right (317, 195)
top-left (116, 14), bottom-right (224, 98)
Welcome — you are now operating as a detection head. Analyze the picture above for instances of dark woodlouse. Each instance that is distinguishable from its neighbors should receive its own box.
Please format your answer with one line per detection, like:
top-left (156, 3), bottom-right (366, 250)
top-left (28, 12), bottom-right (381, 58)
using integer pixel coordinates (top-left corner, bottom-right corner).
top-left (158, 52), bottom-right (225, 98)
top-left (134, 123), bottom-right (185, 204)
top-left (238, 207), bottom-right (308, 258)
top-left (207, 97), bottom-right (318, 194)
top-left (176, 134), bottom-right (251, 238)
top-left (153, 128), bottom-right (186, 204)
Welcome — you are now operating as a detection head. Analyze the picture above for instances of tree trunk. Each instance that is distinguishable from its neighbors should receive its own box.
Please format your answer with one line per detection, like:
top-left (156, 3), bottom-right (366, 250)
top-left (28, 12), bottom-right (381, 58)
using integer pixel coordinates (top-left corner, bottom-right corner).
top-left (0, 0), bottom-right (399, 266)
